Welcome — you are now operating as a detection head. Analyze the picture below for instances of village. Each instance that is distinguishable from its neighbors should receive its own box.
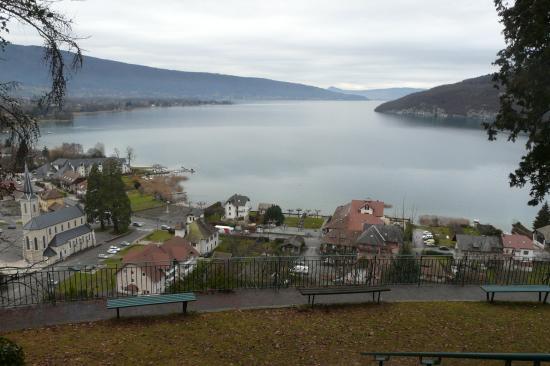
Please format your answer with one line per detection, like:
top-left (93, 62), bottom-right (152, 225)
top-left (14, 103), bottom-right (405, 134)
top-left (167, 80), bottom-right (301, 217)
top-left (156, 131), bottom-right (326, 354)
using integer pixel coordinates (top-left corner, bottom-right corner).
top-left (1, 145), bottom-right (549, 302)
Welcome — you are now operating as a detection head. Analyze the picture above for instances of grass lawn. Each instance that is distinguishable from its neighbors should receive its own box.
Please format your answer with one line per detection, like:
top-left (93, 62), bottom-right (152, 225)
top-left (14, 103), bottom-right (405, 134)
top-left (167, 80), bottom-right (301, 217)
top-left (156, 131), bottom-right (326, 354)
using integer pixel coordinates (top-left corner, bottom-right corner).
top-left (215, 234), bottom-right (278, 256)
top-left (5, 302), bottom-right (550, 365)
top-left (145, 230), bottom-right (174, 242)
top-left (284, 216), bottom-right (325, 229)
top-left (127, 190), bottom-right (164, 212)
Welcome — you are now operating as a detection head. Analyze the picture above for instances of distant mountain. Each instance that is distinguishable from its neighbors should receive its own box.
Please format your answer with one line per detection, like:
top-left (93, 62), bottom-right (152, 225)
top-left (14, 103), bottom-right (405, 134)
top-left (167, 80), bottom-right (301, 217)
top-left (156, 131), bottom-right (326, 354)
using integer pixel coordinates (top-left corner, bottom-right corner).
top-left (0, 44), bottom-right (364, 101)
top-left (327, 86), bottom-right (425, 101)
top-left (374, 75), bottom-right (499, 121)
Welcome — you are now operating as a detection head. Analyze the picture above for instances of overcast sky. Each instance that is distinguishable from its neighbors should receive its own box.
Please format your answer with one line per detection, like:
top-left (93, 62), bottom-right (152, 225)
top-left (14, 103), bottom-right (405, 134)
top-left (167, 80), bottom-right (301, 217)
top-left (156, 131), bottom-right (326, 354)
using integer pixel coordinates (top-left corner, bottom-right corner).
top-left (10, 0), bottom-right (505, 89)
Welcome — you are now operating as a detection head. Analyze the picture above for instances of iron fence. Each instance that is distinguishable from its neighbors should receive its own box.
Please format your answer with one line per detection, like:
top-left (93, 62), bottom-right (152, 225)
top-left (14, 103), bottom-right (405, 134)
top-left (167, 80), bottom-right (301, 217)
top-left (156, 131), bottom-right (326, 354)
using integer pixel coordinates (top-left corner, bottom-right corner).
top-left (1, 255), bottom-right (549, 308)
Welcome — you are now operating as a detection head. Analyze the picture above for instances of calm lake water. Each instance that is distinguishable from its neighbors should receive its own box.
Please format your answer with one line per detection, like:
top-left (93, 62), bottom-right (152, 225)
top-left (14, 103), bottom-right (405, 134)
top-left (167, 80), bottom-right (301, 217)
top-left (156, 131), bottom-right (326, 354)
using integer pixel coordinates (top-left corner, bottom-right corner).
top-left (38, 101), bottom-right (537, 230)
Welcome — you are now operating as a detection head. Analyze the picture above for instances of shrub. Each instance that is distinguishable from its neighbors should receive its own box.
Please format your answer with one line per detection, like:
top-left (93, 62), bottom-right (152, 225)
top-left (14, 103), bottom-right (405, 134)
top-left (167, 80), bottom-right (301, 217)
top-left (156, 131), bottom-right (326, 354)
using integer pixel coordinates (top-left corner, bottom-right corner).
top-left (0, 337), bottom-right (24, 366)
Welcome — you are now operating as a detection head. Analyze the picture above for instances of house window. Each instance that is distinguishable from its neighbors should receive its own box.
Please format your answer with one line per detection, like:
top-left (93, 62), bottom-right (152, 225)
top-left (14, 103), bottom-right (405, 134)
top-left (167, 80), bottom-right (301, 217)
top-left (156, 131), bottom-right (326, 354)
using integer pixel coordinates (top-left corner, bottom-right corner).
top-left (26, 237), bottom-right (30, 250)
top-left (55, 226), bottom-right (58, 234)
top-left (74, 220), bottom-right (77, 226)
top-left (61, 224), bottom-right (64, 231)
top-left (81, 218), bottom-right (83, 225)
top-left (23, 204), bottom-right (27, 214)
top-left (49, 228), bottom-right (52, 235)
top-left (33, 204), bottom-right (36, 212)
top-left (34, 237), bottom-right (38, 250)
top-left (68, 222), bottom-right (71, 229)
top-left (523, 250), bottom-right (529, 255)
top-left (142, 273), bottom-right (146, 276)
top-left (43, 236), bottom-right (46, 249)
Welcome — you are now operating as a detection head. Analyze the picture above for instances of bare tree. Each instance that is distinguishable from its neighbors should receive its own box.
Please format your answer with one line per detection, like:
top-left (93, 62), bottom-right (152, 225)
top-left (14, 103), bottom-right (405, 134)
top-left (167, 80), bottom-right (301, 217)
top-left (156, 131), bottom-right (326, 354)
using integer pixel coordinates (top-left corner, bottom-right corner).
top-left (0, 0), bottom-right (82, 173)
top-left (125, 146), bottom-right (135, 167)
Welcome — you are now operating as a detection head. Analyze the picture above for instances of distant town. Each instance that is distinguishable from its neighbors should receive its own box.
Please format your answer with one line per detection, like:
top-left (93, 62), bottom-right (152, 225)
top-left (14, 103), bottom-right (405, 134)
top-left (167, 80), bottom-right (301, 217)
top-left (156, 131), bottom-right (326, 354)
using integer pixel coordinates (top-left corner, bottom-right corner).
top-left (1, 141), bottom-right (549, 300)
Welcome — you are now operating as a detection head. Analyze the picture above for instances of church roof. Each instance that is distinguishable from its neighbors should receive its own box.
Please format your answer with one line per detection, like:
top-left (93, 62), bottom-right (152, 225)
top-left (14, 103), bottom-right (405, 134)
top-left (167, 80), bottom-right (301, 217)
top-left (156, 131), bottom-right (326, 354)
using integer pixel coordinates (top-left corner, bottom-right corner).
top-left (49, 224), bottom-right (92, 247)
top-left (23, 205), bottom-right (85, 230)
top-left (22, 163), bottom-right (37, 200)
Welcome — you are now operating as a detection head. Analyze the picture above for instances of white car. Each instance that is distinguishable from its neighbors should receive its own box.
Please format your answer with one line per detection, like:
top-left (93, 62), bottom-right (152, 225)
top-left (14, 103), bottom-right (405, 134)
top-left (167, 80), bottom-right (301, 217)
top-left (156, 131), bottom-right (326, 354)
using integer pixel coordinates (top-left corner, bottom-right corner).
top-left (424, 238), bottom-right (436, 246)
top-left (97, 253), bottom-right (109, 259)
top-left (291, 265), bottom-right (309, 275)
top-left (422, 234), bottom-right (433, 240)
top-left (120, 241), bottom-right (130, 247)
top-left (107, 248), bottom-right (118, 254)
top-left (423, 231), bottom-right (431, 235)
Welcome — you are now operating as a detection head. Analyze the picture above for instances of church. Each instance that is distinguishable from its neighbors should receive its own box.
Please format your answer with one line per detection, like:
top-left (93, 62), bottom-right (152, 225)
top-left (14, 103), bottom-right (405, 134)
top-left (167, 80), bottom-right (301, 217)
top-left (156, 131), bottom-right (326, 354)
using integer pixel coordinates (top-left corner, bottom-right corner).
top-left (21, 165), bottom-right (96, 264)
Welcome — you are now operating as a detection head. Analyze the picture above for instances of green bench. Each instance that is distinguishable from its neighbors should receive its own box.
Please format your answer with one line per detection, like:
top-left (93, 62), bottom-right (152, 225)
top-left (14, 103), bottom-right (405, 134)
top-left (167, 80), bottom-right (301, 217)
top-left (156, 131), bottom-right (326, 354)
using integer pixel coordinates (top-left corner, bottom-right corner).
top-left (481, 285), bottom-right (550, 303)
top-left (298, 286), bottom-right (391, 306)
top-left (107, 293), bottom-right (196, 318)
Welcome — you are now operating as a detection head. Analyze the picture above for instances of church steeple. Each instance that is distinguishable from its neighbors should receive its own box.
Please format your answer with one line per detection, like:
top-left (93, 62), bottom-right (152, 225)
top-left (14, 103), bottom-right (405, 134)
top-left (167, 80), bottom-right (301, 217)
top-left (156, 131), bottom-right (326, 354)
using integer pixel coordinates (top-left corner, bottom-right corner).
top-left (21, 163), bottom-right (39, 226)
top-left (23, 163), bottom-right (37, 200)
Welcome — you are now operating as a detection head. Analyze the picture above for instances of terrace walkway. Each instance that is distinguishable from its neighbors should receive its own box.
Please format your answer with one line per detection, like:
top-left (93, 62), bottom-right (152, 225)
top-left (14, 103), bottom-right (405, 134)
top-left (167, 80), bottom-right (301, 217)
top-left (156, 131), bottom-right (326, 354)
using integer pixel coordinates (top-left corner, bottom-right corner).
top-left (0, 285), bottom-right (544, 332)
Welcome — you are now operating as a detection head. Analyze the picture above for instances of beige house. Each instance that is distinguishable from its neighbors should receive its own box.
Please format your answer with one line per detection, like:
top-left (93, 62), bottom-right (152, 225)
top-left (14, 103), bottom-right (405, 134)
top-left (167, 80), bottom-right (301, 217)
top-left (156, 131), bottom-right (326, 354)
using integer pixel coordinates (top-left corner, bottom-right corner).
top-left (115, 238), bottom-right (198, 295)
top-left (39, 189), bottom-right (64, 212)
top-left (21, 165), bottom-right (95, 264)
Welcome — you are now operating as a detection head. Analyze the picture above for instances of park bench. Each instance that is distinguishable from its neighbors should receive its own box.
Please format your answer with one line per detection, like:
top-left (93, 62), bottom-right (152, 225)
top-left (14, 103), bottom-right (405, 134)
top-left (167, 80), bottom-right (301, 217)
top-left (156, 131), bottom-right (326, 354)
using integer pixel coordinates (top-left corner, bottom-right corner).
top-left (107, 292), bottom-right (196, 318)
top-left (480, 285), bottom-right (550, 303)
top-left (298, 286), bottom-right (391, 306)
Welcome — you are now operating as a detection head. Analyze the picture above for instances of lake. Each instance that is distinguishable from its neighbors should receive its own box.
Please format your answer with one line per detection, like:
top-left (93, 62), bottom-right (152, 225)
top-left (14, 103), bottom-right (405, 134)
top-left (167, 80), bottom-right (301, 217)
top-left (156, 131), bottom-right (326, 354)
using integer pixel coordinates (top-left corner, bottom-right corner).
top-left (38, 100), bottom-right (537, 230)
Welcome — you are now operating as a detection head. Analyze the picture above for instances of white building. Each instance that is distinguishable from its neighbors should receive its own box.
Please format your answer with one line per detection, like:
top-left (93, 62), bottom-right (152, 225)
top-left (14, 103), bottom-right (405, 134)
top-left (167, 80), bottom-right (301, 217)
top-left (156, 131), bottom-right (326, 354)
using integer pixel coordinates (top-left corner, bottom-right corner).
top-left (224, 194), bottom-right (251, 221)
top-left (502, 233), bottom-right (536, 260)
top-left (185, 219), bottom-right (219, 255)
top-left (20, 165), bottom-right (96, 264)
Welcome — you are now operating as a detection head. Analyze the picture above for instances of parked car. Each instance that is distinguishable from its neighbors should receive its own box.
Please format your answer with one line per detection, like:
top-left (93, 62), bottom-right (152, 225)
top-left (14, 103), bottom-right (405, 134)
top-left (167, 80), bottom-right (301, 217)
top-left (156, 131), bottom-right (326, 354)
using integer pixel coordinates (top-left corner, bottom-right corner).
top-left (290, 265), bottom-right (309, 275)
top-left (97, 253), bottom-right (109, 259)
top-left (7, 224), bottom-right (16, 229)
top-left (132, 222), bottom-right (144, 227)
top-left (119, 241), bottom-right (130, 247)
top-left (422, 233), bottom-right (433, 240)
top-left (424, 238), bottom-right (435, 245)
top-left (107, 248), bottom-right (118, 254)
top-left (161, 224), bottom-right (170, 230)
top-left (68, 266), bottom-right (81, 272)
top-left (439, 246), bottom-right (451, 251)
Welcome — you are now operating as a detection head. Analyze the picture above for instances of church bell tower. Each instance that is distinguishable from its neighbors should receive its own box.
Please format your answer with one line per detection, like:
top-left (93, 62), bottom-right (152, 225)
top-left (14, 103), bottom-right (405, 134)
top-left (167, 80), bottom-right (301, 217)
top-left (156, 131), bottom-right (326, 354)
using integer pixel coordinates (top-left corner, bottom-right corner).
top-left (21, 164), bottom-right (39, 226)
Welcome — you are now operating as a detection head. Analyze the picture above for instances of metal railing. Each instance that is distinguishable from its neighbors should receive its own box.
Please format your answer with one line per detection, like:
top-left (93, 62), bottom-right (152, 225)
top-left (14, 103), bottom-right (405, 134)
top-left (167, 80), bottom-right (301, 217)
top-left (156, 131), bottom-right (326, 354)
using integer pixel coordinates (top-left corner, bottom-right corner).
top-left (361, 352), bottom-right (550, 365)
top-left (1, 255), bottom-right (549, 308)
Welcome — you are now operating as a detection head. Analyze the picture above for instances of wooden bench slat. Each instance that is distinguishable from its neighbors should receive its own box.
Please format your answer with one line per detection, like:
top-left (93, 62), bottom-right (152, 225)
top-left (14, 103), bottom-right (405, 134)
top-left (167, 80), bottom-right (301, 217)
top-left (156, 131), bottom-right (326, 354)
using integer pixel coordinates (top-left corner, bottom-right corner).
top-left (298, 286), bottom-right (390, 295)
top-left (107, 293), bottom-right (196, 309)
top-left (481, 285), bottom-right (550, 293)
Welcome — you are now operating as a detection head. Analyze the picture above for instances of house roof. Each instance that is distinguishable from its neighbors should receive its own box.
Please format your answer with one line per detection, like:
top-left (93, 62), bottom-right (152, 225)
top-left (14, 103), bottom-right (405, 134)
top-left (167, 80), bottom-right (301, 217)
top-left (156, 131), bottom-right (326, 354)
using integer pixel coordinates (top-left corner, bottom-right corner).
top-left (455, 234), bottom-right (502, 253)
top-left (23, 205), bottom-right (85, 230)
top-left (123, 238), bottom-right (198, 265)
top-left (41, 189), bottom-right (64, 200)
top-left (356, 224), bottom-right (404, 247)
top-left (226, 194), bottom-right (250, 206)
top-left (186, 219), bottom-right (217, 243)
top-left (502, 234), bottom-right (534, 250)
top-left (48, 202), bottom-right (66, 212)
top-left (49, 224), bottom-right (92, 247)
top-left (324, 200), bottom-right (385, 232)
top-left (535, 225), bottom-right (550, 240)
top-left (60, 171), bottom-right (82, 184)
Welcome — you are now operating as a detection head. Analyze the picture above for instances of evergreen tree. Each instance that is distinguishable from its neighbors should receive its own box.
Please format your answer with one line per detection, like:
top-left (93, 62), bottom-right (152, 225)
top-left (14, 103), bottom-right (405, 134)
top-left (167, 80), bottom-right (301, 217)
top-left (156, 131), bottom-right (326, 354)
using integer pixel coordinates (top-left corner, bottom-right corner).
top-left (533, 202), bottom-right (550, 229)
top-left (385, 243), bottom-right (420, 284)
top-left (85, 164), bottom-right (106, 230)
top-left (102, 159), bottom-right (131, 234)
top-left (263, 205), bottom-right (285, 226)
top-left (485, 0), bottom-right (550, 206)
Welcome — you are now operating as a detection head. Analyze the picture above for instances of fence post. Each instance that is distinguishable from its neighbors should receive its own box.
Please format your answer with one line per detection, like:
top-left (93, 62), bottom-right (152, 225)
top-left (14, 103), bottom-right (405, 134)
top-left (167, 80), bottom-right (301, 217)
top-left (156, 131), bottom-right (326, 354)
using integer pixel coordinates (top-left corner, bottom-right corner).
top-left (417, 256), bottom-right (423, 287)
